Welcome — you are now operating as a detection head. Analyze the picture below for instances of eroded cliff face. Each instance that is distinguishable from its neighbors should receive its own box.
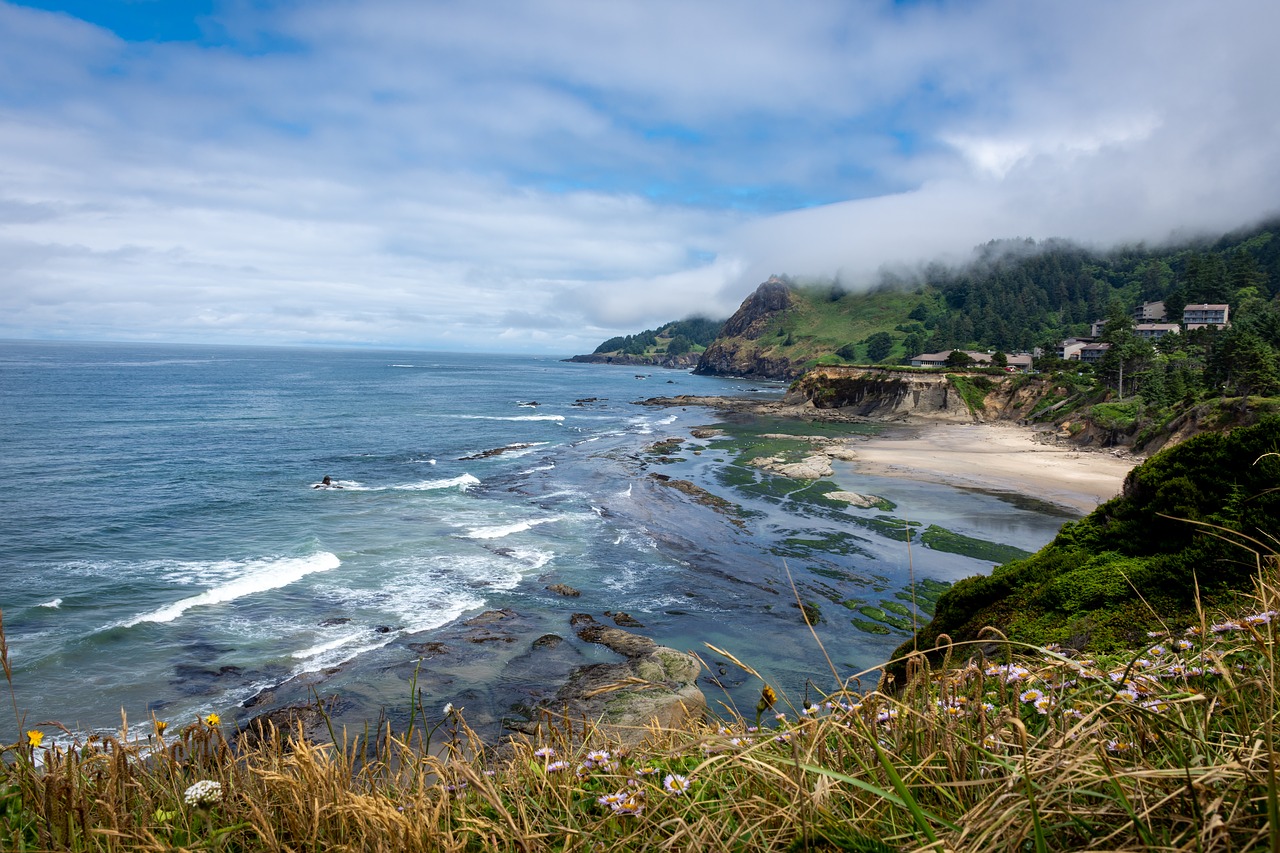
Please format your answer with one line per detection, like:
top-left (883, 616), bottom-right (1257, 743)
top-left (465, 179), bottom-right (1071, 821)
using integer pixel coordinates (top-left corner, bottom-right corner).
top-left (787, 367), bottom-right (1064, 425)
top-left (694, 278), bottom-right (804, 379)
top-left (787, 368), bottom-right (974, 422)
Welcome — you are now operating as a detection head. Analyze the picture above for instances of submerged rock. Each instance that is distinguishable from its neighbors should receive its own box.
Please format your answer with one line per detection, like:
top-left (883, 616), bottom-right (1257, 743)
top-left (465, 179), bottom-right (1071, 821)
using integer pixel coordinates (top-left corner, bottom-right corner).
top-left (517, 614), bottom-right (705, 743)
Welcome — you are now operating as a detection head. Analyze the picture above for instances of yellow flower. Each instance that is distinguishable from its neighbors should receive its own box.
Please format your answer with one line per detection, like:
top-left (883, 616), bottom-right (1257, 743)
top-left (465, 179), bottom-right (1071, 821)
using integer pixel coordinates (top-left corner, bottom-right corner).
top-left (205, 713), bottom-right (221, 727)
top-left (155, 720), bottom-right (168, 735)
top-left (26, 729), bottom-right (44, 748)
top-left (756, 684), bottom-right (777, 714)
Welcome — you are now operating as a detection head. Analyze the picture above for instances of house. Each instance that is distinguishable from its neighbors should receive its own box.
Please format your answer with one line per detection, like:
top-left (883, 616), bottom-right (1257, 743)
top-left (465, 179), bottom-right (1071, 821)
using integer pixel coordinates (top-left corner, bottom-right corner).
top-left (1134, 323), bottom-right (1180, 340)
top-left (1134, 301), bottom-right (1167, 322)
top-left (1057, 339), bottom-right (1087, 360)
top-left (909, 350), bottom-right (1034, 371)
top-left (1078, 343), bottom-right (1110, 364)
top-left (1182, 303), bottom-right (1230, 329)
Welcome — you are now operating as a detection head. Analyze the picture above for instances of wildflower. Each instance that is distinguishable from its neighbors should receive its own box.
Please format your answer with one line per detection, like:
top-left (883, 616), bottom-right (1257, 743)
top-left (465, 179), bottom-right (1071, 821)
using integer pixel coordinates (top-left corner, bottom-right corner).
top-left (1105, 740), bottom-right (1131, 753)
top-left (1244, 611), bottom-right (1277, 626)
top-left (204, 713), bottom-right (220, 727)
top-left (774, 731), bottom-right (794, 743)
top-left (598, 791), bottom-right (629, 808)
top-left (1211, 621), bottom-right (1242, 633)
top-left (774, 712), bottom-right (788, 722)
top-left (154, 720), bottom-right (168, 735)
top-left (757, 684), bottom-right (777, 714)
top-left (1148, 645), bottom-right (1167, 657)
top-left (545, 760), bottom-right (568, 772)
top-left (533, 746), bottom-right (556, 759)
top-left (1140, 699), bottom-right (1170, 713)
top-left (585, 749), bottom-right (611, 766)
top-left (801, 705), bottom-right (819, 716)
top-left (183, 780), bottom-right (223, 807)
top-left (613, 795), bottom-right (644, 816)
top-left (442, 702), bottom-right (455, 715)
top-left (26, 729), bottom-right (43, 748)
top-left (729, 737), bottom-right (744, 747)
top-left (1146, 630), bottom-right (1167, 638)
top-left (1174, 639), bottom-right (1194, 651)
top-left (876, 708), bottom-right (898, 724)
top-left (1033, 697), bottom-right (1054, 715)
top-left (663, 773), bottom-right (691, 795)
top-left (633, 766), bottom-right (659, 776)
top-left (1116, 689), bottom-right (1140, 702)
top-left (1018, 688), bottom-right (1045, 705)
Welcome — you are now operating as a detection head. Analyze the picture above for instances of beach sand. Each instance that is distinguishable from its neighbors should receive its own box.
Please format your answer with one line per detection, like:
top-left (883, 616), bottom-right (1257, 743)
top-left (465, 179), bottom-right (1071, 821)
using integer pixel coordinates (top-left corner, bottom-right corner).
top-left (850, 422), bottom-right (1139, 514)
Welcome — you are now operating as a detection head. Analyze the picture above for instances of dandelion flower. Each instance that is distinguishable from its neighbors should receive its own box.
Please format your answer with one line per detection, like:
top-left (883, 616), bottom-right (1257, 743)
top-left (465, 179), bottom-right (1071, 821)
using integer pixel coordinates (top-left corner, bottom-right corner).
top-left (204, 713), bottom-right (220, 727)
top-left (154, 720), bottom-right (168, 735)
top-left (183, 780), bottom-right (223, 807)
top-left (663, 773), bottom-right (691, 795)
top-left (26, 730), bottom-right (43, 748)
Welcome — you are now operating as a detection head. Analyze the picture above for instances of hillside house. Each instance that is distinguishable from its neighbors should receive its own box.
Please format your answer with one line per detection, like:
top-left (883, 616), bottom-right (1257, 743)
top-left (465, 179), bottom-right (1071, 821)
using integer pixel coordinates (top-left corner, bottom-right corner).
top-left (909, 351), bottom-right (1033, 371)
top-left (1134, 301), bottom-right (1167, 322)
top-left (1078, 343), bottom-right (1111, 364)
top-left (1182, 303), bottom-right (1230, 329)
top-left (1135, 323), bottom-right (1180, 340)
top-left (1057, 339), bottom-right (1087, 360)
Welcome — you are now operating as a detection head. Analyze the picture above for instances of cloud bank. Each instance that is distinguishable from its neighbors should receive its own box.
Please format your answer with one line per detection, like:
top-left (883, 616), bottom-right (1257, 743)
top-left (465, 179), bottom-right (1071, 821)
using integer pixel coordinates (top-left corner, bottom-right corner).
top-left (1, 0), bottom-right (1277, 352)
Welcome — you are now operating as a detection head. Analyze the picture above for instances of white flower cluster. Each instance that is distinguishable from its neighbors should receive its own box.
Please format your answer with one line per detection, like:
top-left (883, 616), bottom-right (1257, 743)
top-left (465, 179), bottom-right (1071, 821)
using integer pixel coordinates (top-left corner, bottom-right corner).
top-left (183, 780), bottom-right (223, 807)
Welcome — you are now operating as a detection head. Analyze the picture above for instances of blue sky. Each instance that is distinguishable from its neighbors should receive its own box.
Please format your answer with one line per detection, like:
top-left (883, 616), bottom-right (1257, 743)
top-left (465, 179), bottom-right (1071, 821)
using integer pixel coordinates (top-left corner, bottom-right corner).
top-left (2, 0), bottom-right (1278, 352)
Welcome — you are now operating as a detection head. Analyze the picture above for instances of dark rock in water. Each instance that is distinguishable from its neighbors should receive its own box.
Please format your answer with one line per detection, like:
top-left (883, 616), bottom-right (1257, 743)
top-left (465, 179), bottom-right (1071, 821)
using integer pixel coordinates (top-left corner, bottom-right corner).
top-left (237, 695), bottom-right (343, 749)
top-left (607, 610), bottom-right (644, 627)
top-left (407, 641), bottom-right (450, 657)
top-left (374, 625), bottom-right (393, 634)
top-left (516, 614), bottom-right (704, 744)
top-left (466, 609), bottom-right (517, 627)
top-left (546, 583), bottom-right (581, 597)
top-left (320, 617), bottom-right (351, 627)
top-left (460, 442), bottom-right (537, 461)
top-left (571, 613), bottom-right (656, 657)
top-left (532, 634), bottom-right (564, 650)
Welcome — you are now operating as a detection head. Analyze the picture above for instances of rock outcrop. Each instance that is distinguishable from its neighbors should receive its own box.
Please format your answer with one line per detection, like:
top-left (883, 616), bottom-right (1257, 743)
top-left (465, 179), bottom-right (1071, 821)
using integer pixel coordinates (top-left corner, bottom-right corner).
top-left (695, 278), bottom-right (804, 379)
top-left (787, 367), bottom-right (977, 422)
top-left (514, 614), bottom-right (705, 744)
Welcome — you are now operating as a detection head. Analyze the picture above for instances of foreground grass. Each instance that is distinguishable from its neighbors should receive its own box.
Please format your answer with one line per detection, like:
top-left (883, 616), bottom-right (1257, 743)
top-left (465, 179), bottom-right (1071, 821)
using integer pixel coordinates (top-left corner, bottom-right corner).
top-left (5, 577), bottom-right (1280, 851)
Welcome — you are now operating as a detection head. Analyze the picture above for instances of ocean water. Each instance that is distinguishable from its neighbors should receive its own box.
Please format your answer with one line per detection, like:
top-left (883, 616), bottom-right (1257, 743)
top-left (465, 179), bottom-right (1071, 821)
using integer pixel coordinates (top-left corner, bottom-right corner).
top-left (0, 341), bottom-right (1073, 742)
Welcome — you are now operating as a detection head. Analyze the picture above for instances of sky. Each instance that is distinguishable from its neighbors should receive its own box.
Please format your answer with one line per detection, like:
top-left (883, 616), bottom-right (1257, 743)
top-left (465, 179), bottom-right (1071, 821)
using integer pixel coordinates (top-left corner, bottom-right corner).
top-left (1, 1), bottom-right (1278, 354)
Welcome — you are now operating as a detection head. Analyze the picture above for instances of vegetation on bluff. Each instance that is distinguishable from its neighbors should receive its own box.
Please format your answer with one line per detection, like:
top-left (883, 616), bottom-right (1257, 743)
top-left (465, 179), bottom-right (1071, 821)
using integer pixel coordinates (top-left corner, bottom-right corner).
top-left (893, 415), bottom-right (1280, 672)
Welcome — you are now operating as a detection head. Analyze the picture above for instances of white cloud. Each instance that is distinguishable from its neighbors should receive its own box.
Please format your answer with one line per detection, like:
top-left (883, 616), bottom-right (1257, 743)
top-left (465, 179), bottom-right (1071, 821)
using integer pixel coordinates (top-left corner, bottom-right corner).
top-left (0, 0), bottom-right (1278, 351)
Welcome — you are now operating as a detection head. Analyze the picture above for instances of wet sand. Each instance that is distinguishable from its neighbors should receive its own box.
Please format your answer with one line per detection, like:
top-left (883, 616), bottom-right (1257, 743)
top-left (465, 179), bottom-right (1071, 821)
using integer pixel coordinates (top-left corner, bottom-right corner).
top-left (851, 422), bottom-right (1139, 514)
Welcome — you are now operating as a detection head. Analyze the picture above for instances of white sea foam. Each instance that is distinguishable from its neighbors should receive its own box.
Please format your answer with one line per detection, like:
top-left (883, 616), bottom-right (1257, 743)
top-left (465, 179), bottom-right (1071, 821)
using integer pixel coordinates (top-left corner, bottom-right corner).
top-left (118, 552), bottom-right (340, 627)
top-left (390, 364), bottom-right (414, 368)
top-left (504, 548), bottom-right (555, 570)
top-left (39, 598), bottom-right (62, 608)
top-left (619, 483), bottom-right (633, 498)
top-left (463, 516), bottom-right (561, 539)
top-left (520, 463), bottom-right (555, 474)
top-left (292, 631), bottom-right (368, 660)
top-left (395, 474), bottom-right (480, 491)
top-left (457, 414), bottom-right (565, 422)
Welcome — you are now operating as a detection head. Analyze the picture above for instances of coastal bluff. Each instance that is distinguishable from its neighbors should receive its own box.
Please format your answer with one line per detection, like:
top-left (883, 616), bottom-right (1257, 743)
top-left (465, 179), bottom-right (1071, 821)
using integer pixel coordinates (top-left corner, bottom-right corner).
top-left (638, 366), bottom-right (1063, 426)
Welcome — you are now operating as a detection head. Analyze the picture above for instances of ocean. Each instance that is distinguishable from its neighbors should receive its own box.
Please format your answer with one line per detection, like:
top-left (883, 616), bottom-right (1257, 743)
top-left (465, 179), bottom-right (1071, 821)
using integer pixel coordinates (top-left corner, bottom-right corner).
top-left (0, 341), bottom-right (1074, 743)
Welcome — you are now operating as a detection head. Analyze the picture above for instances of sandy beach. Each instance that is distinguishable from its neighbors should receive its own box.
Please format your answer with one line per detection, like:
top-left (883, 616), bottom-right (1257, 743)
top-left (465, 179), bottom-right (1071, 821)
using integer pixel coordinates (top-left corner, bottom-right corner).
top-left (851, 422), bottom-right (1139, 514)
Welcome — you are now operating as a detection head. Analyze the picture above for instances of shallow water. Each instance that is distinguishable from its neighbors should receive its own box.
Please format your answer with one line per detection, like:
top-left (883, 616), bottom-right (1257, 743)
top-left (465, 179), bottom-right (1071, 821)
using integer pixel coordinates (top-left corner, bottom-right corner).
top-left (0, 342), bottom-right (1073, 741)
